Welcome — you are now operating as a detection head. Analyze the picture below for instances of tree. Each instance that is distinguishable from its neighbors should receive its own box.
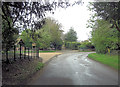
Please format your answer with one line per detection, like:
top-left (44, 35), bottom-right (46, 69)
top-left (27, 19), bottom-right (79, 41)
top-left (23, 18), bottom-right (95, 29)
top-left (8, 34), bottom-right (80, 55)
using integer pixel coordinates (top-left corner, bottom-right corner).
top-left (35, 29), bottom-right (52, 50)
top-left (2, 18), bottom-right (19, 63)
top-left (90, 2), bottom-right (120, 32)
top-left (1, 1), bottom-right (82, 53)
top-left (20, 29), bottom-right (33, 48)
top-left (28, 18), bottom-right (63, 50)
top-left (91, 20), bottom-right (120, 54)
top-left (65, 27), bottom-right (77, 42)
top-left (20, 18), bottom-right (63, 50)
top-left (44, 18), bottom-right (63, 50)
top-left (1, 1), bottom-right (82, 31)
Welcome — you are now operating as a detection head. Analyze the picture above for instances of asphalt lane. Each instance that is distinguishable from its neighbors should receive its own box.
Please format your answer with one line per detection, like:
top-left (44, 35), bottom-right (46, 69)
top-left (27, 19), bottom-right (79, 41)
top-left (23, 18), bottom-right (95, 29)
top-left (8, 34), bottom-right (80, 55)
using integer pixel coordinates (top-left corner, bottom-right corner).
top-left (28, 52), bottom-right (118, 85)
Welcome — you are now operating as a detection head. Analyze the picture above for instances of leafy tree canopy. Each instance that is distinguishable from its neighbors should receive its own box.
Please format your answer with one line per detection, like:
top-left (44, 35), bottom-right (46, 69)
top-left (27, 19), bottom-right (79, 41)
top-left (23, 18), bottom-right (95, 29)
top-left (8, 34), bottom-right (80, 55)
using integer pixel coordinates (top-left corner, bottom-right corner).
top-left (91, 19), bottom-right (120, 54)
top-left (20, 29), bottom-right (33, 48)
top-left (65, 27), bottom-right (77, 42)
top-left (2, 18), bottom-right (19, 51)
top-left (20, 18), bottom-right (63, 50)
top-left (90, 2), bottom-right (120, 32)
top-left (42, 18), bottom-right (63, 50)
top-left (1, 0), bottom-right (82, 31)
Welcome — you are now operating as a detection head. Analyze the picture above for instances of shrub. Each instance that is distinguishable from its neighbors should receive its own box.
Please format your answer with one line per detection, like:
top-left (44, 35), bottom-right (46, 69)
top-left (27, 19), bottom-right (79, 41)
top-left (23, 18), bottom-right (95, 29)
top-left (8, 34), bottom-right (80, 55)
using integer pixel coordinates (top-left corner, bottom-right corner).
top-left (64, 41), bottom-right (81, 50)
top-left (35, 62), bottom-right (44, 71)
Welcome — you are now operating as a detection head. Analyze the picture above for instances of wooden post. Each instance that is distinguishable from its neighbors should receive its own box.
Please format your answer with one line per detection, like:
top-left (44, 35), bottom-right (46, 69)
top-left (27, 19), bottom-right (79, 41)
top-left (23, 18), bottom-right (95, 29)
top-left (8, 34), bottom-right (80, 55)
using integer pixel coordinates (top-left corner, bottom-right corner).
top-left (28, 48), bottom-right (30, 60)
top-left (36, 48), bottom-right (39, 58)
top-left (19, 39), bottom-right (24, 60)
top-left (20, 44), bottom-right (21, 59)
top-left (31, 47), bottom-right (32, 59)
top-left (24, 47), bottom-right (26, 59)
top-left (6, 50), bottom-right (9, 64)
top-left (14, 45), bottom-right (16, 61)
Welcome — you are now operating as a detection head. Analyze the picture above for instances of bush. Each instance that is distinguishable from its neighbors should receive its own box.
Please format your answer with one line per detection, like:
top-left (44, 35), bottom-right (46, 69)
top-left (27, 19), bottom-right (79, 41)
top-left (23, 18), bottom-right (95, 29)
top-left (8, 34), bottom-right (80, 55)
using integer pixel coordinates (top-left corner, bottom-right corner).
top-left (91, 20), bottom-right (120, 54)
top-left (64, 42), bottom-right (80, 50)
top-left (35, 62), bottom-right (44, 71)
top-left (79, 40), bottom-right (94, 50)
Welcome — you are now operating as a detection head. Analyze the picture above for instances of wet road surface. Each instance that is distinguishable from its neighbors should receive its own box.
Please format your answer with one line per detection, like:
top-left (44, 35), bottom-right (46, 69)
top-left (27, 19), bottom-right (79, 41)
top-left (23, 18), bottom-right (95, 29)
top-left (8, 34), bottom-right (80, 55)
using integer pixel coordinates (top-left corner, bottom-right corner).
top-left (28, 52), bottom-right (118, 85)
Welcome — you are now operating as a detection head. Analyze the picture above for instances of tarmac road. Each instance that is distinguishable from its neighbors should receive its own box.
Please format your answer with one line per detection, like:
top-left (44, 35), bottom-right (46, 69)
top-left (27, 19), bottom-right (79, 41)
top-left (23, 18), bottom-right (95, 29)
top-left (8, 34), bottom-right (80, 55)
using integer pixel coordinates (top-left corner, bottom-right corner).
top-left (28, 52), bottom-right (118, 85)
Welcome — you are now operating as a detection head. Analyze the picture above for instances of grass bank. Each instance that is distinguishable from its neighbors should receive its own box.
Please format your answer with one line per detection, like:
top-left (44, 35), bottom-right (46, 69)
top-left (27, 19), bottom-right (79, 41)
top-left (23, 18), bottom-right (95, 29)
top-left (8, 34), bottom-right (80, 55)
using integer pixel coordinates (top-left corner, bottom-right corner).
top-left (2, 58), bottom-right (44, 85)
top-left (88, 53), bottom-right (118, 70)
top-left (35, 62), bottom-right (44, 71)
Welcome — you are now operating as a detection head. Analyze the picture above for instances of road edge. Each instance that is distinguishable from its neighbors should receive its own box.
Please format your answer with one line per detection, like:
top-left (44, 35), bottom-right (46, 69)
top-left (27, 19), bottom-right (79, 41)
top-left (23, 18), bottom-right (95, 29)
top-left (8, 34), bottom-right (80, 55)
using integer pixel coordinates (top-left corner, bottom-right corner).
top-left (25, 53), bottom-right (62, 85)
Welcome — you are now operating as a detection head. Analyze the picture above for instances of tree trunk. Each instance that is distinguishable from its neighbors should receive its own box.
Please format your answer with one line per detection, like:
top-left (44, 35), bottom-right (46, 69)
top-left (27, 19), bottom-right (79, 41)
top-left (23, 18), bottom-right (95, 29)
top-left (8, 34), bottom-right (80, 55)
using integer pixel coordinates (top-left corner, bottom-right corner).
top-left (36, 48), bottom-right (39, 58)
top-left (31, 47), bottom-right (32, 59)
top-left (24, 47), bottom-right (26, 59)
top-left (28, 48), bottom-right (30, 61)
top-left (115, 23), bottom-right (120, 32)
top-left (20, 44), bottom-right (21, 59)
top-left (6, 50), bottom-right (9, 64)
top-left (14, 45), bottom-right (16, 61)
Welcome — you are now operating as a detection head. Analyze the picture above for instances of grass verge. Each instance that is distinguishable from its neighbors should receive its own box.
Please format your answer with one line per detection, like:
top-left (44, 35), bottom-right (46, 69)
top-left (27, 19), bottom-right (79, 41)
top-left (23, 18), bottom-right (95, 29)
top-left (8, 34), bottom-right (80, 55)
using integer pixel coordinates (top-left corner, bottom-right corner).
top-left (39, 50), bottom-right (56, 53)
top-left (79, 50), bottom-right (94, 52)
top-left (35, 62), bottom-right (44, 71)
top-left (88, 53), bottom-right (118, 70)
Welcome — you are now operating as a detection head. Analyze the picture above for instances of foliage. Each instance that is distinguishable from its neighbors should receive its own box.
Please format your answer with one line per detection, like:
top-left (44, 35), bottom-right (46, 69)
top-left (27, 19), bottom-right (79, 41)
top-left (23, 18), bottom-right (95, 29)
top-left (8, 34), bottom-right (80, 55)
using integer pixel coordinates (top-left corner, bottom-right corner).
top-left (64, 41), bottom-right (80, 50)
top-left (88, 53), bottom-right (118, 70)
top-left (64, 27), bottom-right (78, 42)
top-left (2, 17), bottom-right (19, 63)
top-left (40, 18), bottom-right (63, 50)
top-left (20, 29), bottom-right (33, 48)
top-left (79, 40), bottom-right (94, 50)
top-left (35, 62), bottom-right (44, 71)
top-left (1, 1), bottom-right (82, 31)
top-left (20, 18), bottom-right (63, 50)
top-left (2, 18), bottom-right (19, 52)
top-left (90, 2), bottom-right (120, 32)
top-left (91, 20), bottom-right (120, 54)
top-left (79, 50), bottom-right (93, 52)
top-left (35, 29), bottom-right (52, 49)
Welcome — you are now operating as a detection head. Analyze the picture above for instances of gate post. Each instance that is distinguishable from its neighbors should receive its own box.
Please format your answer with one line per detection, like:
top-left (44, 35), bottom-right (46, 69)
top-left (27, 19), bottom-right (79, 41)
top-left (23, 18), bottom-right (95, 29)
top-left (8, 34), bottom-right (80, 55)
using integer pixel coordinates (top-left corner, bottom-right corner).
top-left (24, 47), bottom-right (26, 59)
top-left (14, 45), bottom-right (16, 61)
top-left (28, 47), bottom-right (30, 60)
top-left (20, 44), bottom-right (21, 59)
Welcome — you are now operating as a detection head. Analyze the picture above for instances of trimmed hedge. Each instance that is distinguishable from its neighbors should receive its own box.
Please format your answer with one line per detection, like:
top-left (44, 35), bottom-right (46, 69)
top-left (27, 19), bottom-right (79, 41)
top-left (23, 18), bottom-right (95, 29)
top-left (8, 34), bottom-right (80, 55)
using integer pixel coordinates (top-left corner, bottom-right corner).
top-left (64, 42), bottom-right (81, 50)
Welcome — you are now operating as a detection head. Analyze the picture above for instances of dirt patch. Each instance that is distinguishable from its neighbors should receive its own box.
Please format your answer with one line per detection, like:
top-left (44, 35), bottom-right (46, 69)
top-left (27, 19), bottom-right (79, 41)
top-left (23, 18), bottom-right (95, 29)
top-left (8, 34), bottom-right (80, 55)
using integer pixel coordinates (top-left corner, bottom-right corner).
top-left (39, 52), bottom-right (62, 63)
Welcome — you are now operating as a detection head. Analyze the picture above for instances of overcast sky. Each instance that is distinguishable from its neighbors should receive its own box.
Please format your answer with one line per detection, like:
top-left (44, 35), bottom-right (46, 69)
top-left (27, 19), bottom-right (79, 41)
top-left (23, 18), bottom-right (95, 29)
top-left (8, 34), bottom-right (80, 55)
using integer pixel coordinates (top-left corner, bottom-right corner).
top-left (46, 1), bottom-right (94, 41)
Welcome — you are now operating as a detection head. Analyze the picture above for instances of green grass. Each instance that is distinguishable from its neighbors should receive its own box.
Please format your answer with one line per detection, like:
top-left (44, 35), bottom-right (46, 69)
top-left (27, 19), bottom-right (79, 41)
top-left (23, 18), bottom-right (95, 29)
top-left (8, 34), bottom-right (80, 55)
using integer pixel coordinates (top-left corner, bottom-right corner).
top-left (39, 50), bottom-right (56, 53)
top-left (6, 50), bottom-right (56, 54)
top-left (79, 50), bottom-right (93, 52)
top-left (88, 53), bottom-right (118, 70)
top-left (35, 62), bottom-right (44, 71)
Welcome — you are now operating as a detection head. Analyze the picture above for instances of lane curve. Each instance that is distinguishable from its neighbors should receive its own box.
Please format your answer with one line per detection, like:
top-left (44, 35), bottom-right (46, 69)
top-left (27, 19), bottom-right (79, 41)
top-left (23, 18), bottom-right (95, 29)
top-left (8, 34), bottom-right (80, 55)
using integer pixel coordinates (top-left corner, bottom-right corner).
top-left (28, 52), bottom-right (118, 85)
